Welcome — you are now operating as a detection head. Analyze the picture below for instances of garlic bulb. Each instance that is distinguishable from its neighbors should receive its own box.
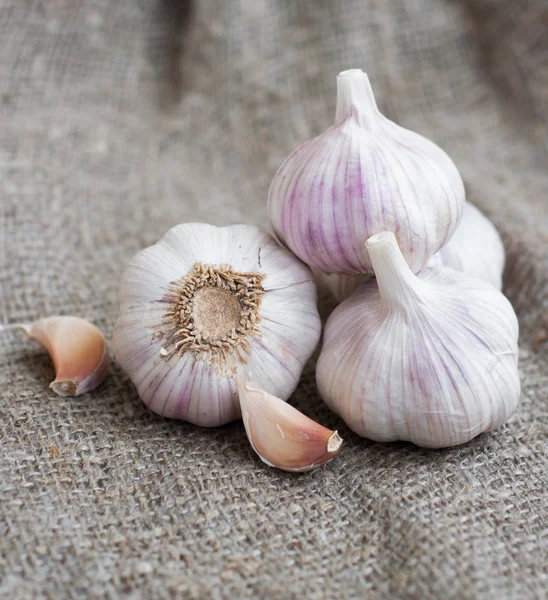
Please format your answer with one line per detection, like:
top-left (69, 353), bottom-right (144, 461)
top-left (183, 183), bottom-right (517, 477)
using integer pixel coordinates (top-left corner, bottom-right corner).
top-left (268, 68), bottom-right (465, 275)
top-left (112, 223), bottom-right (321, 427)
top-left (316, 231), bottom-right (520, 448)
top-left (238, 372), bottom-right (342, 472)
top-left (315, 202), bottom-right (505, 302)
top-left (427, 202), bottom-right (505, 289)
top-left (6, 316), bottom-right (110, 396)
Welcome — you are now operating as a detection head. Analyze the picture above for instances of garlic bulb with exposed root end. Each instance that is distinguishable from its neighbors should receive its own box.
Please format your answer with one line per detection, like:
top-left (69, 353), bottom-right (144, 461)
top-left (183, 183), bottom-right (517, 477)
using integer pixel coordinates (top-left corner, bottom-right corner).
top-left (238, 372), bottom-right (342, 472)
top-left (316, 231), bottom-right (520, 448)
top-left (268, 68), bottom-right (465, 275)
top-left (315, 202), bottom-right (505, 303)
top-left (3, 316), bottom-right (109, 396)
top-left (113, 223), bottom-right (321, 427)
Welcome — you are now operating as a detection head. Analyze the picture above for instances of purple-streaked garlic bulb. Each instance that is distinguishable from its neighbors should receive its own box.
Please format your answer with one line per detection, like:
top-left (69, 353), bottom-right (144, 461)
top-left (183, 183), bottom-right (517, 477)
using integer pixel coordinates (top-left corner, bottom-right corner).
top-left (316, 231), bottom-right (520, 448)
top-left (268, 68), bottom-right (465, 276)
top-left (315, 202), bottom-right (506, 303)
top-left (112, 223), bottom-right (321, 427)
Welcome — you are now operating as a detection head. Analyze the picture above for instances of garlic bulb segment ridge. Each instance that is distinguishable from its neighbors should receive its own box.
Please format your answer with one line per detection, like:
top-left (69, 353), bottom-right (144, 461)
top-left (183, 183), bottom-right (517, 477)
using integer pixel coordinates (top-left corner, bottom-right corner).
top-left (268, 68), bottom-right (465, 276)
top-left (12, 316), bottom-right (109, 396)
top-left (316, 202), bottom-right (506, 303)
top-left (237, 372), bottom-right (342, 472)
top-left (112, 223), bottom-right (321, 427)
top-left (316, 231), bottom-right (520, 448)
top-left (427, 202), bottom-right (505, 289)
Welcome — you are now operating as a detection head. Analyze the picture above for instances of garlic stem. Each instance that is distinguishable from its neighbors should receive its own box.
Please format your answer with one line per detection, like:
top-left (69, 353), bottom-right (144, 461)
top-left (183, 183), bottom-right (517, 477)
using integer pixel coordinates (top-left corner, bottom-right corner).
top-left (334, 68), bottom-right (378, 129)
top-left (365, 232), bottom-right (423, 308)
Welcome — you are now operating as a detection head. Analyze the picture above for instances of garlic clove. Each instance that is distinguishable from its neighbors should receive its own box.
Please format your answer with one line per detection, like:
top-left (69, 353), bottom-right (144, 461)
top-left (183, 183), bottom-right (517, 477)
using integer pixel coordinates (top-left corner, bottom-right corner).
top-left (237, 372), bottom-right (342, 472)
top-left (16, 316), bottom-right (109, 396)
top-left (268, 68), bottom-right (465, 275)
top-left (316, 231), bottom-right (520, 448)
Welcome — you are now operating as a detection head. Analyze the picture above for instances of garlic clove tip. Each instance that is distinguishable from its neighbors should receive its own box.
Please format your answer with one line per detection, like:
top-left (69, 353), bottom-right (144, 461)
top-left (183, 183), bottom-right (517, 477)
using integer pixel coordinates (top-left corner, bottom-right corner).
top-left (327, 431), bottom-right (343, 453)
top-left (50, 379), bottom-right (78, 397)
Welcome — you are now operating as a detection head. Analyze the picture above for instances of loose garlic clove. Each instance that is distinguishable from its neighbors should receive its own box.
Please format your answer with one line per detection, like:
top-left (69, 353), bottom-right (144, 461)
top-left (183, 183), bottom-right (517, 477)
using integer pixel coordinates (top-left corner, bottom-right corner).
top-left (316, 231), bottom-right (520, 448)
top-left (16, 316), bottom-right (109, 396)
top-left (268, 68), bottom-right (465, 275)
top-left (112, 223), bottom-right (321, 427)
top-left (237, 372), bottom-right (342, 472)
top-left (315, 202), bottom-right (506, 303)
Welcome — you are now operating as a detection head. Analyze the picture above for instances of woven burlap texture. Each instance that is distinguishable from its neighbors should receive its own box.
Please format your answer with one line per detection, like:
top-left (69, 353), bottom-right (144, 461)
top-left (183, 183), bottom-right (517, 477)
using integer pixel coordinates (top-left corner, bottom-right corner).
top-left (1, 1), bottom-right (547, 598)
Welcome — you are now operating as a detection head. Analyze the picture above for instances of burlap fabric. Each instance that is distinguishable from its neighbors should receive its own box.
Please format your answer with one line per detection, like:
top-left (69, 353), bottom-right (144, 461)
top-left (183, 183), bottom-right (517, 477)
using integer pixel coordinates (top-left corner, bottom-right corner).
top-left (1, 1), bottom-right (546, 598)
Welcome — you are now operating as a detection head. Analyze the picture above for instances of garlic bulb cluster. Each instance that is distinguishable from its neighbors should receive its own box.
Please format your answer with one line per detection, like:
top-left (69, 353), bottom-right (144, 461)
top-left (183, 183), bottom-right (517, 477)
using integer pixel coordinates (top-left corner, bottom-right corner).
top-left (316, 232), bottom-right (520, 448)
top-left (268, 68), bottom-right (465, 276)
top-left (106, 67), bottom-right (519, 465)
top-left (8, 316), bottom-right (109, 396)
top-left (113, 223), bottom-right (321, 427)
top-left (316, 202), bottom-right (506, 303)
top-left (238, 372), bottom-right (342, 472)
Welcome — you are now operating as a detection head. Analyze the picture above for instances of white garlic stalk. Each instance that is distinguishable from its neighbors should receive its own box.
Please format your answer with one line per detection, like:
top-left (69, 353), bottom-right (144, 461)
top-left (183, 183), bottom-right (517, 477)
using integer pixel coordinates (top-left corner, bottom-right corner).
top-left (316, 231), bottom-right (520, 448)
top-left (315, 202), bottom-right (506, 302)
top-left (268, 68), bottom-right (465, 276)
top-left (112, 223), bottom-right (321, 427)
top-left (238, 372), bottom-right (342, 472)
top-left (2, 316), bottom-right (110, 396)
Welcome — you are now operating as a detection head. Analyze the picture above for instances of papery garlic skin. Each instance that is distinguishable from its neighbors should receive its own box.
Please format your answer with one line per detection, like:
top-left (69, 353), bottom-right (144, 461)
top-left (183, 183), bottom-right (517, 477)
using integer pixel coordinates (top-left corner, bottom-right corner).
top-left (313, 269), bottom-right (363, 303)
top-left (315, 202), bottom-right (505, 302)
top-left (268, 68), bottom-right (465, 276)
top-left (238, 373), bottom-right (342, 472)
top-left (316, 232), bottom-right (520, 448)
top-left (427, 202), bottom-right (505, 289)
top-left (18, 316), bottom-right (109, 396)
top-left (113, 223), bottom-right (321, 427)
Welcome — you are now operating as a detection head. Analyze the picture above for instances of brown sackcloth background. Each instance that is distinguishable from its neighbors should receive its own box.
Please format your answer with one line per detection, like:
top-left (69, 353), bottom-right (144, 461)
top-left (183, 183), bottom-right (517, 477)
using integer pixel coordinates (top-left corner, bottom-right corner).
top-left (1, 1), bottom-right (547, 598)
